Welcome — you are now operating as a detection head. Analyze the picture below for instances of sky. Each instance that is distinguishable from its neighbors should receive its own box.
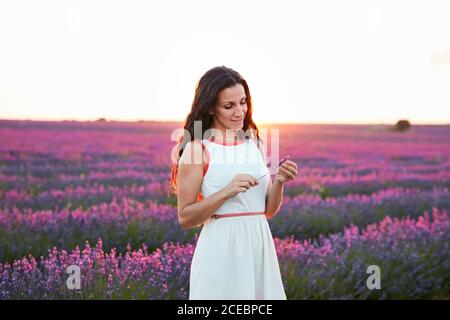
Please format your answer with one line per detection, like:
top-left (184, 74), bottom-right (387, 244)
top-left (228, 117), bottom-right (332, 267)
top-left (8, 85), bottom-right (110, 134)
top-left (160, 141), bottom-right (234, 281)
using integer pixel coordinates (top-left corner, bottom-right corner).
top-left (0, 0), bottom-right (449, 124)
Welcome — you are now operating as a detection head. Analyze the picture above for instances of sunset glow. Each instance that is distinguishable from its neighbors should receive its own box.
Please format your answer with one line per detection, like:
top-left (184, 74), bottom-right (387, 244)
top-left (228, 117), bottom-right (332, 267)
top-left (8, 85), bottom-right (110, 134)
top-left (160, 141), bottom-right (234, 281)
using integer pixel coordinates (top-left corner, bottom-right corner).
top-left (0, 0), bottom-right (449, 124)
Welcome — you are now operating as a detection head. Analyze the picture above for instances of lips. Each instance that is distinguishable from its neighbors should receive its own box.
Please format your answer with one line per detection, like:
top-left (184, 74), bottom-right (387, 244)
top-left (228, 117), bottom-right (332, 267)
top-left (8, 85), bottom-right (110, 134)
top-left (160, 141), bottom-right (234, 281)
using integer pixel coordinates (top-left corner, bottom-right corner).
top-left (231, 119), bottom-right (243, 122)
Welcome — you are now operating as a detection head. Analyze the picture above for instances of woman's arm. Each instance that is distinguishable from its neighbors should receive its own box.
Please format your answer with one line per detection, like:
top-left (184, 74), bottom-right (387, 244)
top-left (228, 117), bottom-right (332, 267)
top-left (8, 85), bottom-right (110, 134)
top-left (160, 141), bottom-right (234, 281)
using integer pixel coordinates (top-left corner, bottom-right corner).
top-left (176, 141), bottom-right (257, 229)
top-left (265, 179), bottom-right (284, 219)
top-left (256, 140), bottom-right (298, 219)
top-left (177, 141), bottom-right (227, 229)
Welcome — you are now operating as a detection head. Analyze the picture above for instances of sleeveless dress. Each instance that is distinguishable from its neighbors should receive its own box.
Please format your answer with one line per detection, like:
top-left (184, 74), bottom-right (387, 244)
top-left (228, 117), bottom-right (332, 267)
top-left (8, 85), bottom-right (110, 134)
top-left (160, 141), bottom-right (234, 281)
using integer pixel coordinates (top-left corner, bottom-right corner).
top-left (185, 136), bottom-right (287, 300)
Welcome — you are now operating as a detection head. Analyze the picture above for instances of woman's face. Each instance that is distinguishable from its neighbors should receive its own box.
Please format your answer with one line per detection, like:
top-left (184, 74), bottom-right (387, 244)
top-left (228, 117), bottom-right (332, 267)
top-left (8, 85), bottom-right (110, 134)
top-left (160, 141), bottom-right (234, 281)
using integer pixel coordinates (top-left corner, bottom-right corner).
top-left (209, 83), bottom-right (248, 132)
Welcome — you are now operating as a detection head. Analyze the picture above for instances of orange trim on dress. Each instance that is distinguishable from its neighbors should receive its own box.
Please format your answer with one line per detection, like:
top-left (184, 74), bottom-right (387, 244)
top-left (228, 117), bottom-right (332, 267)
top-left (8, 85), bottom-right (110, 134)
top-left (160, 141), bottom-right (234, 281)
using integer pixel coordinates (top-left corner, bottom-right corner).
top-left (194, 140), bottom-right (210, 202)
top-left (193, 140), bottom-right (210, 177)
top-left (200, 141), bottom-right (210, 176)
top-left (207, 137), bottom-right (245, 146)
top-left (211, 211), bottom-right (266, 219)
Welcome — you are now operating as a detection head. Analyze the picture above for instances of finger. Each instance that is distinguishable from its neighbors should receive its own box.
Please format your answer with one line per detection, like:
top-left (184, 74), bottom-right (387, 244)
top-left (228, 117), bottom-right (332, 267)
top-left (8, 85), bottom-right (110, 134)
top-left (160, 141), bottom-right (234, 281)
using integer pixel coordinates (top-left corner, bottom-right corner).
top-left (235, 181), bottom-right (247, 189)
top-left (284, 165), bottom-right (297, 175)
top-left (290, 167), bottom-right (298, 176)
top-left (280, 167), bottom-right (295, 179)
top-left (282, 165), bottom-right (297, 175)
top-left (288, 161), bottom-right (297, 169)
top-left (282, 161), bottom-right (297, 170)
top-left (246, 175), bottom-right (257, 186)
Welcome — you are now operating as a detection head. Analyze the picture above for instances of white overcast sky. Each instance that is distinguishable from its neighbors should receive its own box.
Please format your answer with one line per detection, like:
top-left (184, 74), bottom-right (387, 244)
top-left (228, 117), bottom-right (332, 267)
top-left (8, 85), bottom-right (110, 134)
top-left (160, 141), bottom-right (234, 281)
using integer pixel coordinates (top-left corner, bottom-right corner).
top-left (0, 0), bottom-right (449, 124)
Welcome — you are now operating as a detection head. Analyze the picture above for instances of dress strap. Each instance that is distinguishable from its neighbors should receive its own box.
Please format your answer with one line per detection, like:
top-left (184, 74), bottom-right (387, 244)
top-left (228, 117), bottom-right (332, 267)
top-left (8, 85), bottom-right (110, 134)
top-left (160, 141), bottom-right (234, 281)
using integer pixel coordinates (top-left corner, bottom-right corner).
top-left (196, 140), bottom-right (210, 176)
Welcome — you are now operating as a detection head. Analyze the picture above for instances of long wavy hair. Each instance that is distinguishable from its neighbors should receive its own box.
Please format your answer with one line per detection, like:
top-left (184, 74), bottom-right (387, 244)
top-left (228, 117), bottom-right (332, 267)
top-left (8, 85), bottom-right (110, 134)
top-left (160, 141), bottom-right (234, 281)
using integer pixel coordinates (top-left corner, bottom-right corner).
top-left (169, 65), bottom-right (261, 200)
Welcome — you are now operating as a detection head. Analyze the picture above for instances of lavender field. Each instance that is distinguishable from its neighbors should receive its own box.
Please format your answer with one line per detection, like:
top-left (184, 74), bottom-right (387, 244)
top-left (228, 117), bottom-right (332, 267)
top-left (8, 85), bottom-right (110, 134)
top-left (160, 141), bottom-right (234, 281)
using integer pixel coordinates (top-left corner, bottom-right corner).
top-left (0, 120), bottom-right (449, 299)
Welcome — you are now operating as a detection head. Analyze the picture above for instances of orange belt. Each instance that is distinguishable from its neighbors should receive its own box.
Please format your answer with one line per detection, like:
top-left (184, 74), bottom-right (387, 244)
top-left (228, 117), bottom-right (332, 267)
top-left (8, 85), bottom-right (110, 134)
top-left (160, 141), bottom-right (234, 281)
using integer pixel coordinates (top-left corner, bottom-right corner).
top-left (212, 212), bottom-right (266, 219)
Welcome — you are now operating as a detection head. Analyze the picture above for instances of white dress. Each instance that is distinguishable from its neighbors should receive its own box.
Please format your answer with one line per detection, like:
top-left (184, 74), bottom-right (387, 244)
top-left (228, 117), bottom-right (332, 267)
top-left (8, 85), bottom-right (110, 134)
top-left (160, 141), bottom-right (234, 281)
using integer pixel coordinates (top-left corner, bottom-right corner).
top-left (185, 136), bottom-right (287, 300)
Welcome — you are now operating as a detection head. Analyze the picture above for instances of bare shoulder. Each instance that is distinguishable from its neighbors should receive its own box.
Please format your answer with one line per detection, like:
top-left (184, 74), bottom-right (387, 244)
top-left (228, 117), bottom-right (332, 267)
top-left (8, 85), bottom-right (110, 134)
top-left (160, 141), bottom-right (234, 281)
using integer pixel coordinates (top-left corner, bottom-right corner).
top-left (176, 141), bottom-right (205, 218)
top-left (177, 141), bottom-right (204, 197)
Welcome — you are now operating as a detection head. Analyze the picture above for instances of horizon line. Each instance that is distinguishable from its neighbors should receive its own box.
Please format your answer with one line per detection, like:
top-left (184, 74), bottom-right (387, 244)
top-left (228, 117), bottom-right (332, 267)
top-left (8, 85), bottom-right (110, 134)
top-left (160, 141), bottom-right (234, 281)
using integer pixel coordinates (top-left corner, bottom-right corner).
top-left (0, 117), bottom-right (449, 126)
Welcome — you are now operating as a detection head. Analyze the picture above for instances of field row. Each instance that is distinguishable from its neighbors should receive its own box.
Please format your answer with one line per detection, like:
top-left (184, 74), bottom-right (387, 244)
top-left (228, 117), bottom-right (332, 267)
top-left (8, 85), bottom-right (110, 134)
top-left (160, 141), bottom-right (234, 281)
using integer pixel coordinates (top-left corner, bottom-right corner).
top-left (1, 186), bottom-right (448, 263)
top-left (1, 208), bottom-right (447, 299)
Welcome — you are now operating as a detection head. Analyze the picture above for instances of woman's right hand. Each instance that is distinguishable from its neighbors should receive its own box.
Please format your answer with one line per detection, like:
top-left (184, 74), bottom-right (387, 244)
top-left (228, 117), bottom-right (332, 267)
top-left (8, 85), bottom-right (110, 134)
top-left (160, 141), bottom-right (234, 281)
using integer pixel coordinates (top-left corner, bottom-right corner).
top-left (221, 174), bottom-right (259, 200)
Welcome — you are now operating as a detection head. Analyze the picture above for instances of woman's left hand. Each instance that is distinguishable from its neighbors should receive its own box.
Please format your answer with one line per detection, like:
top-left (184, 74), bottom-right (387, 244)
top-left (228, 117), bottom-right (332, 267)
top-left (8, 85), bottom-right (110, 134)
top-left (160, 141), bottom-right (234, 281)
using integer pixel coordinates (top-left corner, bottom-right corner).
top-left (275, 160), bottom-right (298, 184)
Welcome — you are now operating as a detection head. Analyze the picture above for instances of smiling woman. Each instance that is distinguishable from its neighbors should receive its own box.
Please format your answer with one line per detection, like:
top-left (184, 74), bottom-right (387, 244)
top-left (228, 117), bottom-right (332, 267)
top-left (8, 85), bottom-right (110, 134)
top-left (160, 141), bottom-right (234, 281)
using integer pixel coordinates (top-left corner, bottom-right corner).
top-left (169, 65), bottom-right (298, 300)
top-left (208, 84), bottom-right (248, 136)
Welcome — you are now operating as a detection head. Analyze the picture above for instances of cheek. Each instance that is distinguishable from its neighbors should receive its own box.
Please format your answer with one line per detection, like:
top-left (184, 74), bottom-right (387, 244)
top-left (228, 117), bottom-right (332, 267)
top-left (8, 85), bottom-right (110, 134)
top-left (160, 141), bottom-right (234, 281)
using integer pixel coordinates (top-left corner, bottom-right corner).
top-left (227, 108), bottom-right (237, 116)
top-left (212, 106), bottom-right (222, 116)
top-left (216, 108), bottom-right (232, 119)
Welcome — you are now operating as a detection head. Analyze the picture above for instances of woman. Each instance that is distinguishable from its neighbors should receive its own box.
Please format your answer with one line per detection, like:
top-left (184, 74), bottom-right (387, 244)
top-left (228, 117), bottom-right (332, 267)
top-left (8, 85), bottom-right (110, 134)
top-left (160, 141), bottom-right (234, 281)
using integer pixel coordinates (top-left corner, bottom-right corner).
top-left (170, 66), bottom-right (298, 300)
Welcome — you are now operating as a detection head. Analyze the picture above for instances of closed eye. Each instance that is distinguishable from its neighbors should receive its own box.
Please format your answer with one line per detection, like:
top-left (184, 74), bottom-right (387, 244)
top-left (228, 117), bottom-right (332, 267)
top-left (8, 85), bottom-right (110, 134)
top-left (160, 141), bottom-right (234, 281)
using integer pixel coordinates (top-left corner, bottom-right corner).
top-left (224, 98), bottom-right (246, 109)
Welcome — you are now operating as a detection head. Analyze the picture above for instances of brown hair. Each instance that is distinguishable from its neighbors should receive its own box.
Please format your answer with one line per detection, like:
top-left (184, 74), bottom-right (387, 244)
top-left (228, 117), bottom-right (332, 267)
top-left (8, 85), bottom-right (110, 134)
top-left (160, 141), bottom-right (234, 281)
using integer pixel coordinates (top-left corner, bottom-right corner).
top-left (169, 66), bottom-right (261, 200)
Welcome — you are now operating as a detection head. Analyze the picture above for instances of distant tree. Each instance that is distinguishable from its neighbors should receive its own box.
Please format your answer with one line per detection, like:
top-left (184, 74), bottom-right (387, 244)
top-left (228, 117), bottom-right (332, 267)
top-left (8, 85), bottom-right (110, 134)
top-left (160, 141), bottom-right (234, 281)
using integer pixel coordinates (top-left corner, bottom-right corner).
top-left (96, 118), bottom-right (107, 122)
top-left (394, 120), bottom-right (411, 131)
